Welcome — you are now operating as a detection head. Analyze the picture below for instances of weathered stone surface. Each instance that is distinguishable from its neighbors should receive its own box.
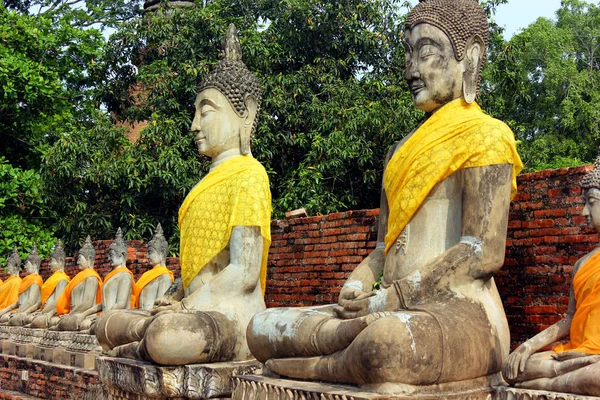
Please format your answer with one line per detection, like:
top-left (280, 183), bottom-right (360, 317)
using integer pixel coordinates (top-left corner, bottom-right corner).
top-left (64, 333), bottom-right (101, 353)
top-left (97, 356), bottom-right (262, 399)
top-left (231, 375), bottom-right (496, 400)
top-left (38, 330), bottom-right (76, 348)
top-left (495, 387), bottom-right (600, 400)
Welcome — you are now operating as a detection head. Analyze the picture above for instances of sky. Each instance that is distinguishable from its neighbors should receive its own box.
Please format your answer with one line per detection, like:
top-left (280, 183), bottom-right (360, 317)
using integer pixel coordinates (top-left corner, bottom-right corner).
top-left (409, 0), bottom-right (600, 40)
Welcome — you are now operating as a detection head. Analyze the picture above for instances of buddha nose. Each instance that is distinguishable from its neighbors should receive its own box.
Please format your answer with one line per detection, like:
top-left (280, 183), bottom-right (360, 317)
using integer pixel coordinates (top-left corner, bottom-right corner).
top-left (191, 113), bottom-right (201, 133)
top-left (582, 205), bottom-right (590, 217)
top-left (405, 59), bottom-right (419, 81)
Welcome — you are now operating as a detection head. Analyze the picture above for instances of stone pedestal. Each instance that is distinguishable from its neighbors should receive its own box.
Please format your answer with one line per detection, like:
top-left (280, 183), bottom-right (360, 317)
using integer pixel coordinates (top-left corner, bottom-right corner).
top-left (231, 375), bottom-right (500, 400)
top-left (97, 356), bottom-right (262, 399)
top-left (495, 386), bottom-right (600, 400)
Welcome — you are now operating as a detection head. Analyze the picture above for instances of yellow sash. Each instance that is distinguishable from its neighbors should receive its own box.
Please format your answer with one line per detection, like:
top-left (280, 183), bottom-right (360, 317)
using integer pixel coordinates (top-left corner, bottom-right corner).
top-left (383, 98), bottom-right (523, 253)
top-left (0, 276), bottom-right (21, 309)
top-left (41, 271), bottom-right (70, 307)
top-left (179, 155), bottom-right (272, 291)
top-left (555, 251), bottom-right (600, 354)
top-left (133, 266), bottom-right (174, 308)
top-left (104, 266), bottom-right (135, 308)
top-left (56, 268), bottom-right (102, 315)
top-left (19, 273), bottom-right (43, 295)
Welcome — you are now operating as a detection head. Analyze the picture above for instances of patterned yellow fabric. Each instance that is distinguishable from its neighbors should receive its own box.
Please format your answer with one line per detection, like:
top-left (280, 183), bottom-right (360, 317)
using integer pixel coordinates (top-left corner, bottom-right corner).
top-left (179, 155), bottom-right (272, 291)
top-left (384, 98), bottom-right (523, 253)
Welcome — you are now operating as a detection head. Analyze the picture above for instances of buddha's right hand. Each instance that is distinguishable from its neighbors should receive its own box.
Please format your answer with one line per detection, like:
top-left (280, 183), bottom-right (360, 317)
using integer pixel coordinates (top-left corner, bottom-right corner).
top-left (153, 296), bottom-right (174, 307)
top-left (502, 342), bottom-right (533, 383)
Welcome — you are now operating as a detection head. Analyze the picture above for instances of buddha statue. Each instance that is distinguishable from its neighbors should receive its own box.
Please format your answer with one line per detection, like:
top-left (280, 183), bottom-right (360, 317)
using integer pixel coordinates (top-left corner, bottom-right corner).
top-left (0, 245), bottom-right (43, 323)
top-left (132, 224), bottom-right (174, 310)
top-left (31, 236), bottom-right (102, 330)
top-left (95, 24), bottom-right (272, 366)
top-left (0, 246), bottom-right (22, 313)
top-left (502, 153), bottom-right (600, 397)
top-left (14, 240), bottom-right (70, 327)
top-left (59, 229), bottom-right (134, 332)
top-left (245, 0), bottom-right (523, 393)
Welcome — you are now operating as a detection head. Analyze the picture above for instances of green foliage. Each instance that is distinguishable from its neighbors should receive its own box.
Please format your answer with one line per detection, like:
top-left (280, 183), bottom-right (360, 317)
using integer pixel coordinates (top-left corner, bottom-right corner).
top-left (481, 0), bottom-right (600, 171)
top-left (0, 157), bottom-right (56, 266)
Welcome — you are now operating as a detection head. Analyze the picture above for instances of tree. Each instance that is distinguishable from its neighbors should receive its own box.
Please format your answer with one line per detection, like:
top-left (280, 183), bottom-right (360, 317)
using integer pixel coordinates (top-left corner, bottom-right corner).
top-left (481, 0), bottom-right (600, 171)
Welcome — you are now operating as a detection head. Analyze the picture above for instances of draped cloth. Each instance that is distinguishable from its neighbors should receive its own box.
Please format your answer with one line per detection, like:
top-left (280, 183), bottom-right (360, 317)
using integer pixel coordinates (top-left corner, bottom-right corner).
top-left (179, 155), bottom-right (272, 292)
top-left (103, 266), bottom-right (135, 308)
top-left (19, 273), bottom-right (42, 295)
top-left (132, 266), bottom-right (174, 308)
top-left (383, 98), bottom-right (523, 253)
top-left (41, 271), bottom-right (70, 307)
top-left (56, 269), bottom-right (102, 315)
top-left (0, 276), bottom-right (21, 309)
top-left (555, 250), bottom-right (600, 354)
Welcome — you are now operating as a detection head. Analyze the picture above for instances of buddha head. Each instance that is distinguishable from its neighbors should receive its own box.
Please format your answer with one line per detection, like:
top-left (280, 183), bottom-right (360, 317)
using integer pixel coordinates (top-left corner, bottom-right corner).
top-left (24, 245), bottom-right (41, 274)
top-left (148, 223), bottom-right (168, 267)
top-left (191, 24), bottom-right (262, 160)
top-left (581, 151), bottom-right (600, 232)
top-left (109, 228), bottom-right (127, 268)
top-left (50, 240), bottom-right (66, 272)
top-left (404, 0), bottom-right (488, 112)
top-left (77, 236), bottom-right (96, 270)
top-left (5, 246), bottom-right (21, 276)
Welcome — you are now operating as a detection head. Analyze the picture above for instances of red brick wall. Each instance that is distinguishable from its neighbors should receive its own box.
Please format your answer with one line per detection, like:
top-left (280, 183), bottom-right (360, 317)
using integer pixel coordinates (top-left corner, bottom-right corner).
top-left (0, 355), bottom-right (102, 399)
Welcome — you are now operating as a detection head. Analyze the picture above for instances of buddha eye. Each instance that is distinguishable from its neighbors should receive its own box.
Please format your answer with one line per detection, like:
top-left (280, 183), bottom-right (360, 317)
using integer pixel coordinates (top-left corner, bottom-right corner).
top-left (201, 104), bottom-right (215, 115)
top-left (419, 45), bottom-right (437, 58)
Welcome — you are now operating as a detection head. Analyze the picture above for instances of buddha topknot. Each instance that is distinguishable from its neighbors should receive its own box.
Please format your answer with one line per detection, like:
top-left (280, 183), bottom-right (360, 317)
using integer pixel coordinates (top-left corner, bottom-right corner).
top-left (51, 240), bottom-right (66, 263)
top-left (79, 236), bottom-right (96, 262)
top-left (26, 245), bottom-right (41, 268)
top-left (109, 228), bottom-right (127, 258)
top-left (198, 24), bottom-right (262, 139)
top-left (148, 223), bottom-right (168, 256)
top-left (6, 245), bottom-right (21, 269)
top-left (406, 0), bottom-right (489, 61)
top-left (581, 149), bottom-right (600, 189)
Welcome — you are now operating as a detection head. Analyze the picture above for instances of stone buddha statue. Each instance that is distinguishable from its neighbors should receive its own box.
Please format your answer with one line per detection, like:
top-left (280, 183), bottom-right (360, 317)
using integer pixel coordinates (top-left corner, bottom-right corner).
top-left (62, 228), bottom-right (134, 332)
top-left (502, 154), bottom-right (600, 397)
top-left (14, 240), bottom-right (70, 327)
top-left (95, 24), bottom-right (272, 366)
top-left (31, 236), bottom-right (102, 330)
top-left (0, 246), bottom-right (22, 314)
top-left (133, 224), bottom-right (174, 310)
top-left (245, 0), bottom-right (523, 394)
top-left (0, 245), bottom-right (43, 323)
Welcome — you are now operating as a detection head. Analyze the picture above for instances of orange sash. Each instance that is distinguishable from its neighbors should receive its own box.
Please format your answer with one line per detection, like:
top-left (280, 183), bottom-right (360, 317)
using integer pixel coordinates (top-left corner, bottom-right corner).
top-left (555, 250), bottom-right (600, 354)
top-left (41, 271), bottom-right (70, 307)
top-left (19, 274), bottom-right (43, 295)
top-left (0, 276), bottom-right (22, 309)
top-left (56, 269), bottom-right (102, 315)
top-left (133, 266), bottom-right (174, 308)
top-left (104, 266), bottom-right (135, 308)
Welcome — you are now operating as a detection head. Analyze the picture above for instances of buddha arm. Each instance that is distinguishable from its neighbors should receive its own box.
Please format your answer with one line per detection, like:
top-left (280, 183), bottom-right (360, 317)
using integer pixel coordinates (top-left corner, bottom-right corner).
top-left (70, 277), bottom-right (100, 314)
top-left (390, 164), bottom-right (513, 309)
top-left (181, 226), bottom-right (263, 309)
top-left (111, 275), bottom-right (133, 310)
top-left (23, 285), bottom-right (42, 313)
top-left (43, 280), bottom-right (68, 315)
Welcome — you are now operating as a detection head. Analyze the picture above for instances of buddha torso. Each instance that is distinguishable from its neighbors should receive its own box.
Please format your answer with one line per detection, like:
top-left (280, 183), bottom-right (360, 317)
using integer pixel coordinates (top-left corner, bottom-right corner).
top-left (70, 276), bottom-right (99, 313)
top-left (138, 273), bottom-right (172, 310)
top-left (41, 279), bottom-right (68, 313)
top-left (103, 271), bottom-right (133, 312)
top-left (17, 284), bottom-right (41, 311)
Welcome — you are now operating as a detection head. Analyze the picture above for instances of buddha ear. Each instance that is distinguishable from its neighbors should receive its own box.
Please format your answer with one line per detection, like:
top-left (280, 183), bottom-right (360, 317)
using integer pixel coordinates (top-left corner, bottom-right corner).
top-left (462, 36), bottom-right (483, 104)
top-left (240, 94), bottom-right (258, 155)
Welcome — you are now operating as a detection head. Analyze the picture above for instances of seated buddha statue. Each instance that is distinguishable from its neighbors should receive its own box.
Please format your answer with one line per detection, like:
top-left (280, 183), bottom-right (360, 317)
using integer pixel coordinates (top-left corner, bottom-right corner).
top-left (0, 247), bottom-right (22, 314)
top-left (502, 154), bottom-right (600, 397)
top-left (13, 240), bottom-right (70, 327)
top-left (30, 236), bottom-right (102, 330)
top-left (0, 245), bottom-right (43, 323)
top-left (94, 24), bottom-right (272, 366)
top-left (245, 0), bottom-right (523, 392)
top-left (133, 224), bottom-right (174, 310)
top-left (58, 228), bottom-right (134, 332)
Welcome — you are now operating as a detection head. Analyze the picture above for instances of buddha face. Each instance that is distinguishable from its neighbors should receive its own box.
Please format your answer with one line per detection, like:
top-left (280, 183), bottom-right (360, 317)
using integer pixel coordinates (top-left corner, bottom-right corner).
top-left (405, 23), bottom-right (466, 113)
top-left (191, 88), bottom-right (243, 159)
top-left (148, 245), bottom-right (165, 267)
top-left (583, 188), bottom-right (600, 232)
top-left (49, 257), bottom-right (64, 272)
top-left (77, 254), bottom-right (92, 270)
top-left (24, 260), bottom-right (37, 274)
top-left (5, 260), bottom-right (19, 276)
top-left (109, 248), bottom-right (125, 268)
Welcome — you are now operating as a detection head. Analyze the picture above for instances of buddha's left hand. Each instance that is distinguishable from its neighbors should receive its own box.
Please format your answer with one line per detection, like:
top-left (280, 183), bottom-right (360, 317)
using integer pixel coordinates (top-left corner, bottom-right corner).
top-left (552, 350), bottom-right (589, 362)
top-left (151, 301), bottom-right (183, 315)
top-left (335, 291), bottom-right (376, 319)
